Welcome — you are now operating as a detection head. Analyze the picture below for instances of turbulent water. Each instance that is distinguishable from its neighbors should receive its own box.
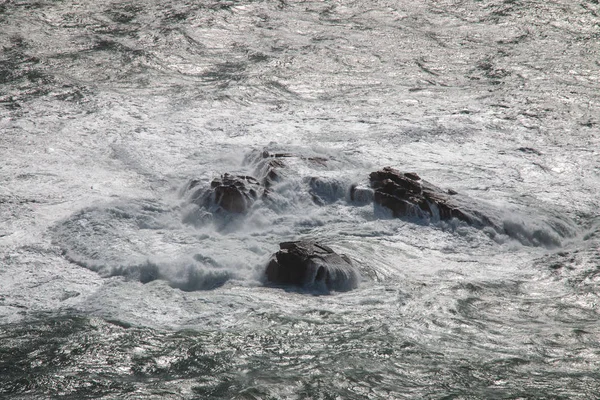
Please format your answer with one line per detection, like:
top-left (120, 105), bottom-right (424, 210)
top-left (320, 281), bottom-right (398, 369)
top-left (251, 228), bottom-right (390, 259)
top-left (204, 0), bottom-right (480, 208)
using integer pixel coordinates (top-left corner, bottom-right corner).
top-left (1, 0), bottom-right (600, 398)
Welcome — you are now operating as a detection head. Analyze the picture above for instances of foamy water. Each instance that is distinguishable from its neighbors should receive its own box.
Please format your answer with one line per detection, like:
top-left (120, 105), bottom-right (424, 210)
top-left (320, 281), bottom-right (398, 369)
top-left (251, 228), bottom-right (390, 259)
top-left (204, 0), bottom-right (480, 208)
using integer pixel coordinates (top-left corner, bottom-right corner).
top-left (1, 0), bottom-right (599, 398)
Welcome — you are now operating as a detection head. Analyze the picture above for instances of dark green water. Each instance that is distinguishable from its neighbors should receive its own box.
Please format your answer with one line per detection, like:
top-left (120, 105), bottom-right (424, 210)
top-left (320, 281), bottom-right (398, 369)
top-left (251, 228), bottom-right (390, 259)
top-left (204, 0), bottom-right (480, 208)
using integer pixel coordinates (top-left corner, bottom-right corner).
top-left (2, 311), bottom-right (599, 399)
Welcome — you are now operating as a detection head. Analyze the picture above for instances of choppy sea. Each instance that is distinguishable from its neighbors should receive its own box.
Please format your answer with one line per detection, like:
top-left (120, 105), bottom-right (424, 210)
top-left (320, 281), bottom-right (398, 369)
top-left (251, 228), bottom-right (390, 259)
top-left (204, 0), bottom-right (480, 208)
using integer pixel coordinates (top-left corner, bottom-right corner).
top-left (1, 0), bottom-right (599, 398)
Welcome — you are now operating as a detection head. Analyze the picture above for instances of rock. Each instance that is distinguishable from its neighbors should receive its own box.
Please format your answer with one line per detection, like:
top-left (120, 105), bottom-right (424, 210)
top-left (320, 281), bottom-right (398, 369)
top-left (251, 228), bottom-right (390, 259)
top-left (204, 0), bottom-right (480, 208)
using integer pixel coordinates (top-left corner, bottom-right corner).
top-left (244, 148), bottom-right (330, 189)
top-left (265, 241), bottom-right (359, 292)
top-left (211, 174), bottom-right (261, 213)
top-left (182, 148), bottom-right (334, 218)
top-left (369, 167), bottom-right (499, 230)
top-left (517, 147), bottom-right (542, 155)
top-left (186, 173), bottom-right (262, 213)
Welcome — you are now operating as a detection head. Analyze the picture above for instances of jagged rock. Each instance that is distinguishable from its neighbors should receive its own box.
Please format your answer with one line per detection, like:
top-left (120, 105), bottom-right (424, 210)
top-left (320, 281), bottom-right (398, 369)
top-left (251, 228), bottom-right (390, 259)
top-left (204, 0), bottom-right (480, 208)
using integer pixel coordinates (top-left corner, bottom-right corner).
top-left (517, 147), bottom-right (542, 155)
top-left (369, 167), bottom-right (498, 230)
top-left (265, 241), bottom-right (359, 291)
top-left (186, 173), bottom-right (262, 213)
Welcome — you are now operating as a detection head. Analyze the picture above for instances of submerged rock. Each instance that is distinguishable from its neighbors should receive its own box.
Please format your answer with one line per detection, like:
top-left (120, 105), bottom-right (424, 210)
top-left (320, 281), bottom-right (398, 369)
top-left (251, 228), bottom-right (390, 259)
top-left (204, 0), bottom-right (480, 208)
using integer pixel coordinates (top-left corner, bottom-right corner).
top-left (265, 241), bottom-right (359, 292)
top-left (244, 149), bottom-right (290, 189)
top-left (244, 148), bottom-right (330, 189)
top-left (307, 176), bottom-right (347, 205)
top-left (370, 167), bottom-right (499, 230)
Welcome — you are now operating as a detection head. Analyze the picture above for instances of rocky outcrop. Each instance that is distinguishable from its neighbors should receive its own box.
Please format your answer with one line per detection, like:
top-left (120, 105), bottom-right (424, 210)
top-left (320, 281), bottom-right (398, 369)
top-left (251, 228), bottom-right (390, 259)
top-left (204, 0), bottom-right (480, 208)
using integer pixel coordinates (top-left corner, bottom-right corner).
top-left (182, 149), bottom-right (333, 217)
top-left (182, 157), bottom-right (501, 233)
top-left (369, 167), bottom-right (499, 230)
top-left (186, 173), bottom-right (262, 213)
top-left (211, 174), bottom-right (262, 213)
top-left (265, 241), bottom-right (359, 291)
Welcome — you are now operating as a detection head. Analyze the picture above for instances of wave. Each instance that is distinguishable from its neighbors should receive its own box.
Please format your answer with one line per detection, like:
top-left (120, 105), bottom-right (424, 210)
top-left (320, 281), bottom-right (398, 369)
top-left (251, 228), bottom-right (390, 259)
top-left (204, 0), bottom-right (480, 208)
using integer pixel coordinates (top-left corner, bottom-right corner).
top-left (51, 199), bottom-right (258, 291)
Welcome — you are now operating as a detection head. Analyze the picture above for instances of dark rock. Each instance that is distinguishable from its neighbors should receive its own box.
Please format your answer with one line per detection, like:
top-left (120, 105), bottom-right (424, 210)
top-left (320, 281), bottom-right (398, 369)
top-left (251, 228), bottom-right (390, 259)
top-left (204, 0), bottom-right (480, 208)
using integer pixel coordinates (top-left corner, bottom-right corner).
top-left (306, 156), bottom-right (328, 166)
top-left (369, 167), bottom-right (498, 230)
top-left (211, 174), bottom-right (261, 213)
top-left (517, 147), bottom-right (542, 155)
top-left (183, 148), bottom-right (334, 219)
top-left (259, 158), bottom-right (285, 189)
top-left (404, 172), bottom-right (421, 181)
top-left (265, 241), bottom-right (359, 292)
top-left (187, 173), bottom-right (262, 213)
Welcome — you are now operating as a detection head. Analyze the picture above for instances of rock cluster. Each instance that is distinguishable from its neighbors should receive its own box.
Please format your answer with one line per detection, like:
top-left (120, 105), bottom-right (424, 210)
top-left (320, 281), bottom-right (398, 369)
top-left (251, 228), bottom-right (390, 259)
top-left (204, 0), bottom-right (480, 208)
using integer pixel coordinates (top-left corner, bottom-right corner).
top-left (184, 148), bottom-right (335, 214)
top-left (244, 149), bottom-right (287, 189)
top-left (183, 149), bottom-right (511, 293)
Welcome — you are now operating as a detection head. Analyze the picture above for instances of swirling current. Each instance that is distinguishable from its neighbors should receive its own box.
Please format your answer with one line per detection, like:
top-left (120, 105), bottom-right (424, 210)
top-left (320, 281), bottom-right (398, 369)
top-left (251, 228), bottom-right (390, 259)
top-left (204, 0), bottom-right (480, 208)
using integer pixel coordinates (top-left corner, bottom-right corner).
top-left (1, 0), bottom-right (599, 399)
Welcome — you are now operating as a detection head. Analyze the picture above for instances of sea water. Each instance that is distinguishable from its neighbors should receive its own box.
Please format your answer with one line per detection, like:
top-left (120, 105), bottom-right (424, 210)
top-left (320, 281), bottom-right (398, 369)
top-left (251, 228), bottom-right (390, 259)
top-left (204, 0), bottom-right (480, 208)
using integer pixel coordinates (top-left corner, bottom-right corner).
top-left (1, 1), bottom-right (599, 398)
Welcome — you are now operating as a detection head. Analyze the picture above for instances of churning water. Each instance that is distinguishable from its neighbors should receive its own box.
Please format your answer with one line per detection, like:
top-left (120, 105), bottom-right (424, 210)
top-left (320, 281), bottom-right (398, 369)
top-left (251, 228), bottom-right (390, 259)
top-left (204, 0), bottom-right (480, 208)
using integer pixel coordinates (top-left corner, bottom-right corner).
top-left (1, 0), bottom-right (599, 398)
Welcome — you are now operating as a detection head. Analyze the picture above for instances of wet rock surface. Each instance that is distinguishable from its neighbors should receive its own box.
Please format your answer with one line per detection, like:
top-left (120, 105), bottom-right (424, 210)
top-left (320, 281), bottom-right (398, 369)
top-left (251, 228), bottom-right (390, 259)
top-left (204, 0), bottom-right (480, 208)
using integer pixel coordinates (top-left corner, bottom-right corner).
top-left (211, 174), bottom-right (261, 213)
top-left (187, 173), bottom-right (262, 213)
top-left (370, 167), bottom-right (500, 231)
top-left (265, 241), bottom-right (359, 291)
